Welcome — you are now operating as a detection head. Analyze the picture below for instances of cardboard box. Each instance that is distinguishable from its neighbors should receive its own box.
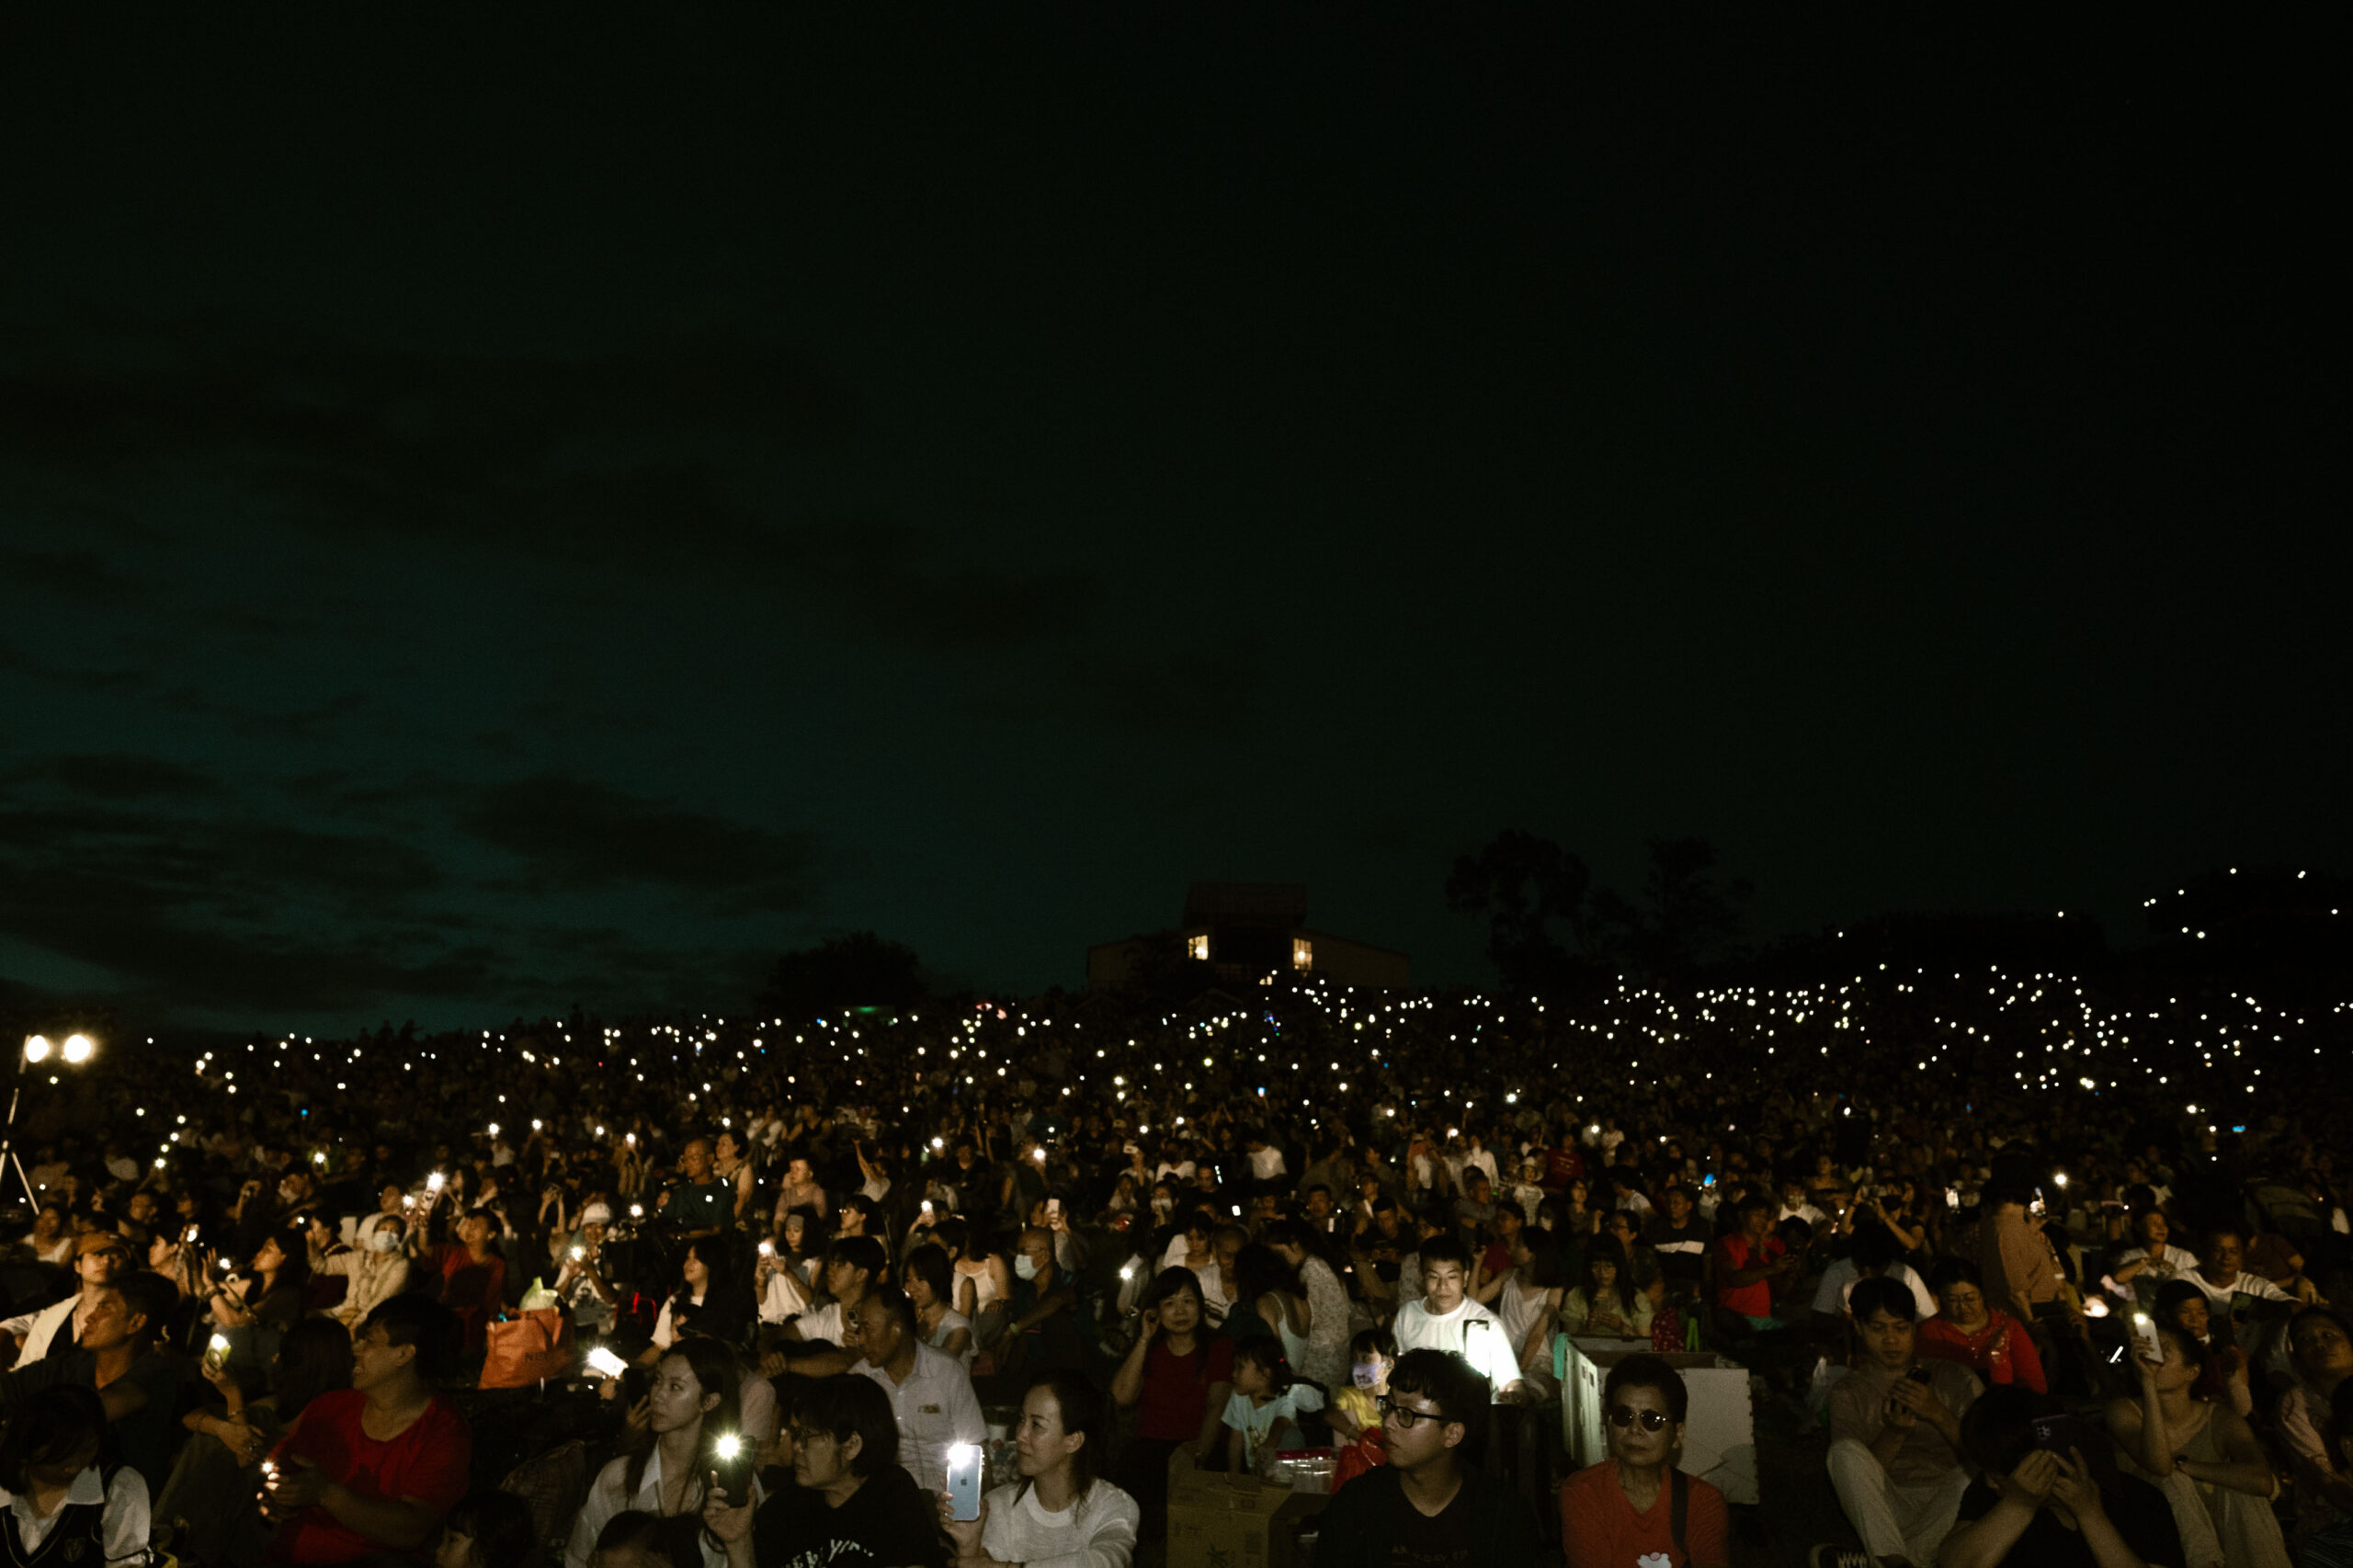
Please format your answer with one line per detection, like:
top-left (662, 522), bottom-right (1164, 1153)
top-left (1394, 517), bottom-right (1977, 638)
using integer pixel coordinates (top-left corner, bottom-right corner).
top-left (1559, 1337), bottom-right (1757, 1505)
top-left (1166, 1458), bottom-right (1329, 1568)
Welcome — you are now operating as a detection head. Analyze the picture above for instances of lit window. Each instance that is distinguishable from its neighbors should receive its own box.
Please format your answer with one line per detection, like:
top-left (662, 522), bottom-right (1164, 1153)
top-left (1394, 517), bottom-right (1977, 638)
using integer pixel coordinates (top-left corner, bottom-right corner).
top-left (1188, 934), bottom-right (1210, 961)
top-left (1292, 937), bottom-right (1313, 971)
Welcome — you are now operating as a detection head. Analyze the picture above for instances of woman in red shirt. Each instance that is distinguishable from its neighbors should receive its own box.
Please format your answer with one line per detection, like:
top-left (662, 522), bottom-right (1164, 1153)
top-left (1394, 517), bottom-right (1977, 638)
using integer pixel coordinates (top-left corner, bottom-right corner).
top-left (1918, 1256), bottom-right (2047, 1392)
top-left (1108, 1268), bottom-right (1233, 1542)
top-left (1560, 1353), bottom-right (1731, 1567)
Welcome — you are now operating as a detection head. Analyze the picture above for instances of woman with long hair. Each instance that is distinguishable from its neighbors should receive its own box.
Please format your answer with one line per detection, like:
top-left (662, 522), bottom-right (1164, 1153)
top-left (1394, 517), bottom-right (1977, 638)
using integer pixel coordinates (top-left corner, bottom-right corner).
top-left (570, 1335), bottom-right (750, 1568)
top-left (2106, 1321), bottom-right (2290, 1567)
top-left (940, 1369), bottom-right (1141, 1566)
top-left (1227, 1243), bottom-right (1310, 1370)
top-left (1109, 1268), bottom-right (1234, 1540)
top-left (1558, 1236), bottom-right (1654, 1339)
top-left (647, 1241), bottom-right (751, 1358)
top-left (901, 1247), bottom-right (974, 1368)
top-left (211, 1223), bottom-right (313, 1335)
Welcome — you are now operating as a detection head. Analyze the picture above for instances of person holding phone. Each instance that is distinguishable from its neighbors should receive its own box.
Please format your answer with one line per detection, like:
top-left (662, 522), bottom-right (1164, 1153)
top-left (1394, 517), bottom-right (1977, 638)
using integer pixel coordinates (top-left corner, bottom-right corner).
top-left (2105, 1320), bottom-right (2290, 1566)
top-left (1938, 1385), bottom-right (2180, 1568)
top-left (568, 1337), bottom-right (749, 1568)
top-left (700, 1374), bottom-right (946, 1568)
top-left (936, 1370), bottom-right (1140, 1568)
top-left (1822, 1277), bottom-right (1980, 1568)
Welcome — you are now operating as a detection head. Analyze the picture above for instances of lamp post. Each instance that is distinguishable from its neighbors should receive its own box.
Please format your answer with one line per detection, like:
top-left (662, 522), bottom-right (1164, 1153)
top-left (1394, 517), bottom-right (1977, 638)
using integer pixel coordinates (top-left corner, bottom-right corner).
top-left (6, 1032), bottom-right (97, 1206)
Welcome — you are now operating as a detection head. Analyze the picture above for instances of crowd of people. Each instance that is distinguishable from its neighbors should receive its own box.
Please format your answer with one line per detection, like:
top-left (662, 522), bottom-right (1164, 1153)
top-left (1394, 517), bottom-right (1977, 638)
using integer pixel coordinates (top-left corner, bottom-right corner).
top-left (0, 963), bottom-right (2346, 1566)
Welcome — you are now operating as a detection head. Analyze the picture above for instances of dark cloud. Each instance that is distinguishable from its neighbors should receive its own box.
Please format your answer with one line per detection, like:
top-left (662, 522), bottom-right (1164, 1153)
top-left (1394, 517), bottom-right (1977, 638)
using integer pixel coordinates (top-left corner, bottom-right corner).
top-left (458, 776), bottom-right (818, 911)
top-left (36, 754), bottom-right (222, 801)
top-left (0, 305), bottom-right (1092, 653)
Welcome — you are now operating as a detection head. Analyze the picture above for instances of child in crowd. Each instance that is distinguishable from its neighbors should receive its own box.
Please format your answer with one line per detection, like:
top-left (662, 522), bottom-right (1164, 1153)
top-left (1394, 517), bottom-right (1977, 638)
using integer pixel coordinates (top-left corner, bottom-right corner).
top-left (1222, 1341), bottom-right (1326, 1475)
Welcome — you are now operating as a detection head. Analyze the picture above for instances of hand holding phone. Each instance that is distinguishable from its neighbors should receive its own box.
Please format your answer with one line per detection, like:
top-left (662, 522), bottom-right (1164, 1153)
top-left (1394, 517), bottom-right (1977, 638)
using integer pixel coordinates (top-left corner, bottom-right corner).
top-left (944, 1444), bottom-right (983, 1521)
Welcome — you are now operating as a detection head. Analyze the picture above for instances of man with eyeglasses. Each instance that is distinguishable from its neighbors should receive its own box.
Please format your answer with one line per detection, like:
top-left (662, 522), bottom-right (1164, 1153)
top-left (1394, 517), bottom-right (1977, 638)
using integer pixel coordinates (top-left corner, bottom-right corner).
top-left (1313, 1348), bottom-right (1538, 1566)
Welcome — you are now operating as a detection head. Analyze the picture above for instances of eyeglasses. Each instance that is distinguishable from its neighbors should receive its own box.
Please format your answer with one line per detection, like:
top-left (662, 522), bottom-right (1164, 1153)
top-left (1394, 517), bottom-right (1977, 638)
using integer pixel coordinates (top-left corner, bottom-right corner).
top-left (1378, 1397), bottom-right (1447, 1430)
top-left (1607, 1405), bottom-right (1673, 1432)
top-left (787, 1425), bottom-right (835, 1447)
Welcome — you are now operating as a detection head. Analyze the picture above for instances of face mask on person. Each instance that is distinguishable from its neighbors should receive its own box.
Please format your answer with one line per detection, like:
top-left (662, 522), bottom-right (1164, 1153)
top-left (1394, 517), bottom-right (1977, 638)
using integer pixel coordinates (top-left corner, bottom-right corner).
top-left (369, 1229), bottom-right (404, 1253)
top-left (1014, 1255), bottom-right (1040, 1281)
top-left (1352, 1361), bottom-right (1381, 1388)
top-left (278, 1183), bottom-right (303, 1206)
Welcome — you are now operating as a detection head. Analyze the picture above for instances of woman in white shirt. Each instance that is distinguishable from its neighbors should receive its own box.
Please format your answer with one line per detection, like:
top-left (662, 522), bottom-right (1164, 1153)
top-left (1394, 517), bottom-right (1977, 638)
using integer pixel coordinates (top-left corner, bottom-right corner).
top-left (904, 1247), bottom-right (976, 1368)
top-left (570, 1337), bottom-right (755, 1568)
top-left (939, 1369), bottom-right (1140, 1568)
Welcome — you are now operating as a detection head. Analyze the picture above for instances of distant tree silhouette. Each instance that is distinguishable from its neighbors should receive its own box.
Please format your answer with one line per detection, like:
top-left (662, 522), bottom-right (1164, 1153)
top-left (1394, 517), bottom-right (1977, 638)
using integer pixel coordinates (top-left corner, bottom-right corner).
top-left (1444, 830), bottom-right (1612, 993)
top-left (758, 931), bottom-right (926, 1019)
top-left (1597, 836), bottom-right (1752, 983)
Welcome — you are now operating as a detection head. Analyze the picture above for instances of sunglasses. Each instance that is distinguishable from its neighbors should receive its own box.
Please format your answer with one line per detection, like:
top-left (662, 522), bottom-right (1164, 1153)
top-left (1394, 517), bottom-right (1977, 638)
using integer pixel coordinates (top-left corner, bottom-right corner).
top-left (1378, 1397), bottom-right (1449, 1430)
top-left (1608, 1405), bottom-right (1673, 1432)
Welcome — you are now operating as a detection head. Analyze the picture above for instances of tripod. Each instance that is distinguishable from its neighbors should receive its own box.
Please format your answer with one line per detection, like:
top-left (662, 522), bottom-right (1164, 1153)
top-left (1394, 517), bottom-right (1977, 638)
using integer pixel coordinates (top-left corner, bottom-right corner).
top-left (1, 1075), bottom-right (41, 1211)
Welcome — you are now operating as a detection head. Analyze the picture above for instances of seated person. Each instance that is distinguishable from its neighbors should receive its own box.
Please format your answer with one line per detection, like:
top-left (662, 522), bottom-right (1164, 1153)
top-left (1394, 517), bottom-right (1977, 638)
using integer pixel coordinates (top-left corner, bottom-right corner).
top-left (0, 1272), bottom-right (185, 1496)
top-left (1559, 1352), bottom-right (1731, 1568)
top-left (938, 1370), bottom-right (1141, 1568)
top-left (702, 1372), bottom-right (946, 1568)
top-left (2106, 1318), bottom-right (2289, 1566)
top-left (1937, 1385), bottom-right (2186, 1568)
top-left (1312, 1348), bottom-right (1538, 1564)
top-left (1919, 1256), bottom-right (2046, 1394)
top-left (1558, 1236), bottom-right (1654, 1341)
top-left (1813, 1229), bottom-right (1937, 1330)
top-left (1713, 1197), bottom-right (1801, 1334)
top-left (1392, 1237), bottom-right (1519, 1397)
top-left (260, 1295), bottom-right (472, 1563)
top-left (0, 1385), bottom-right (151, 1564)
top-left (1823, 1278), bottom-right (1979, 1568)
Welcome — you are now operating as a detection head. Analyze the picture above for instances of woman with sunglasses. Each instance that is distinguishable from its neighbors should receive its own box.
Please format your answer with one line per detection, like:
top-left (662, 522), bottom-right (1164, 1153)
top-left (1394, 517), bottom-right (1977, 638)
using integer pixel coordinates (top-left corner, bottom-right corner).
top-left (1559, 1354), bottom-right (1731, 1567)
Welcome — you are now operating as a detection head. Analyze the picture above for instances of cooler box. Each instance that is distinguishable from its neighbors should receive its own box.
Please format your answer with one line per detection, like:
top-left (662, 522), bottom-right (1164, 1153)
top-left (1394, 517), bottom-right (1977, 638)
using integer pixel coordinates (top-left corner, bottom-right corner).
top-left (1557, 1336), bottom-right (1756, 1505)
top-left (1166, 1455), bottom-right (1328, 1568)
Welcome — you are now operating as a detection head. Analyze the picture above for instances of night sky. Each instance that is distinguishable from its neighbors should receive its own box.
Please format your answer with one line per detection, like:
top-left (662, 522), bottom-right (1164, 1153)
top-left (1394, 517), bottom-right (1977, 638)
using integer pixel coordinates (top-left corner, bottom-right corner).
top-left (3, 15), bottom-right (2342, 1035)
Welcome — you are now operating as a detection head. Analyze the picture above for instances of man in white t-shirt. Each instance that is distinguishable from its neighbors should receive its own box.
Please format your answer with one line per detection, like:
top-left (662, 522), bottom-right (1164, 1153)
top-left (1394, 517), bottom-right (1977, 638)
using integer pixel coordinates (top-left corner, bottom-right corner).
top-left (1391, 1236), bottom-right (1519, 1398)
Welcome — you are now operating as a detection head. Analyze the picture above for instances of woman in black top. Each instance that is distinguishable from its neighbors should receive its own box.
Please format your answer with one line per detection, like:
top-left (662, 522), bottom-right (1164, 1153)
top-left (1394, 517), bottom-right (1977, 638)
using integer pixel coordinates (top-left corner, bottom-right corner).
top-left (702, 1374), bottom-right (946, 1568)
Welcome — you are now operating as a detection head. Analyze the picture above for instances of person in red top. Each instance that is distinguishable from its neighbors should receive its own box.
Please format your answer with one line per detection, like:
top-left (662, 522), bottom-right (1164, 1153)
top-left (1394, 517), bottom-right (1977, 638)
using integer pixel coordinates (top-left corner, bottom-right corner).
top-left (263, 1295), bottom-right (472, 1563)
top-left (1108, 1268), bottom-right (1233, 1541)
top-left (1713, 1195), bottom-right (1798, 1330)
top-left (426, 1210), bottom-right (506, 1358)
top-left (1561, 1353), bottom-right (1731, 1567)
top-left (1918, 1256), bottom-right (2047, 1393)
top-left (1544, 1130), bottom-right (1586, 1192)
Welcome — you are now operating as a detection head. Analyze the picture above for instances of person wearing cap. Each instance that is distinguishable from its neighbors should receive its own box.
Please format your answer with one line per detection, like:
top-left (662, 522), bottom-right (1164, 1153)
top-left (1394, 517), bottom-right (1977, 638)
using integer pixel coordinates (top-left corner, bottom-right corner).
top-left (0, 1231), bottom-right (131, 1366)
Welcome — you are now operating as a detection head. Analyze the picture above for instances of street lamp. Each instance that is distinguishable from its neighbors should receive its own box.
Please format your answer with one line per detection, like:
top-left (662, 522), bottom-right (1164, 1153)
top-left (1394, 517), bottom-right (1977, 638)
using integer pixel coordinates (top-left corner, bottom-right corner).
top-left (8, 1031), bottom-right (98, 1204)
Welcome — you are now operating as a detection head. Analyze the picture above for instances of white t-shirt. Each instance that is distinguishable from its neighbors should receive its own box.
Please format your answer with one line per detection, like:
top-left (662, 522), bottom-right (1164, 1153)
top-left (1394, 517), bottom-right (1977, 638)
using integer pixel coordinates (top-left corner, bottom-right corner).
top-left (1392, 1294), bottom-right (1506, 1385)
top-left (1812, 1257), bottom-right (1938, 1321)
top-left (975, 1481), bottom-right (1142, 1568)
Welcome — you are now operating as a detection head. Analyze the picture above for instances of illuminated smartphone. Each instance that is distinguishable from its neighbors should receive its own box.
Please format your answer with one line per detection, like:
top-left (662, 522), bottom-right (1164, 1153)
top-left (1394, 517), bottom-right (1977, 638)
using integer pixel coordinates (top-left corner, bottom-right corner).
top-left (710, 1433), bottom-right (754, 1506)
top-left (945, 1444), bottom-right (983, 1521)
top-left (585, 1346), bottom-right (629, 1379)
top-left (2131, 1312), bottom-right (2162, 1362)
top-left (204, 1334), bottom-right (232, 1375)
